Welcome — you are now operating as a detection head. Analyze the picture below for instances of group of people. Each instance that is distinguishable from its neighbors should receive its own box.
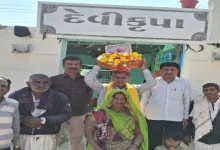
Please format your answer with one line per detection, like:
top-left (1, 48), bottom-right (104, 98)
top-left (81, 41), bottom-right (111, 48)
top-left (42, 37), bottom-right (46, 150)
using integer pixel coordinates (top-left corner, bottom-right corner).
top-left (0, 56), bottom-right (219, 150)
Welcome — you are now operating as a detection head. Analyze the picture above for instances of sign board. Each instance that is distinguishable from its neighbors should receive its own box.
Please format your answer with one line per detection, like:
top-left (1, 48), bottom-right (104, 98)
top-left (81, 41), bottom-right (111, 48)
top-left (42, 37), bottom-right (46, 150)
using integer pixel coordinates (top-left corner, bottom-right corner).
top-left (38, 2), bottom-right (208, 41)
top-left (105, 43), bottom-right (132, 53)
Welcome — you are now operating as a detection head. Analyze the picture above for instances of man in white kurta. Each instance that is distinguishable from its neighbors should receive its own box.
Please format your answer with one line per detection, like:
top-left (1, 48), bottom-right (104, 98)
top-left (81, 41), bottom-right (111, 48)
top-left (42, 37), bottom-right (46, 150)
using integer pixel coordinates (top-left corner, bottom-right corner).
top-left (190, 83), bottom-right (220, 150)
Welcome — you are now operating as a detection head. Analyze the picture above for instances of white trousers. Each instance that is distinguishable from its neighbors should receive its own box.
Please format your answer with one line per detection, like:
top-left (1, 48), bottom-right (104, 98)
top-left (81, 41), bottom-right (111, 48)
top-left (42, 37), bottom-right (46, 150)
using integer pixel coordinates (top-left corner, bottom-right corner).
top-left (195, 141), bottom-right (220, 150)
top-left (20, 135), bottom-right (56, 150)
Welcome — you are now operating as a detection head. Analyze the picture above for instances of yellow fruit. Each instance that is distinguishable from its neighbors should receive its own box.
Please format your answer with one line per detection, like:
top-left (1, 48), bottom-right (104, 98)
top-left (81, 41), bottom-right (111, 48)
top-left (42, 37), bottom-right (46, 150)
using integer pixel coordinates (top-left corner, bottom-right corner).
top-left (100, 57), bottom-right (108, 63)
top-left (128, 52), bottom-right (133, 56)
top-left (120, 57), bottom-right (127, 62)
top-left (109, 54), bottom-right (117, 59)
top-left (115, 59), bottom-right (120, 62)
top-left (133, 52), bottom-right (139, 57)
top-left (117, 53), bottom-right (122, 56)
top-left (107, 62), bottom-right (113, 66)
top-left (108, 59), bottom-right (114, 63)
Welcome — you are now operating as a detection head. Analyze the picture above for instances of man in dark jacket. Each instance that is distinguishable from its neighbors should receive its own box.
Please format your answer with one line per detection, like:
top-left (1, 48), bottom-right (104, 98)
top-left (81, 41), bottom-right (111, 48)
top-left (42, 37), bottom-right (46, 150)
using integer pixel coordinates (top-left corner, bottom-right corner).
top-left (9, 74), bottom-right (72, 150)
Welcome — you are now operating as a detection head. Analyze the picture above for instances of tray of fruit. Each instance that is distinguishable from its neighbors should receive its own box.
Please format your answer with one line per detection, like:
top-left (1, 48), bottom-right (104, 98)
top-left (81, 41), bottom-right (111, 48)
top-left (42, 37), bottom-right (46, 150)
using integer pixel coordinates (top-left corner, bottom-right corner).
top-left (97, 51), bottom-right (144, 72)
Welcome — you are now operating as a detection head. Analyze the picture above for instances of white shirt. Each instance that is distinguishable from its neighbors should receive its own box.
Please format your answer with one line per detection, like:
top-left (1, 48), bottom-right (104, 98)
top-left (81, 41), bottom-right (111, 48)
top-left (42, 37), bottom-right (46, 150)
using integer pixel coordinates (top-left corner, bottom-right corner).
top-left (31, 94), bottom-right (46, 117)
top-left (208, 97), bottom-right (220, 121)
top-left (141, 77), bottom-right (191, 122)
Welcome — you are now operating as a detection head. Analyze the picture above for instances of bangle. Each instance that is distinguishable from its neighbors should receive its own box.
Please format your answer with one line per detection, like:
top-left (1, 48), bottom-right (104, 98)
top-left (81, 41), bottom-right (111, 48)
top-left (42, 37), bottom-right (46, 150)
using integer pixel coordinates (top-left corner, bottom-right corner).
top-left (132, 142), bottom-right (140, 148)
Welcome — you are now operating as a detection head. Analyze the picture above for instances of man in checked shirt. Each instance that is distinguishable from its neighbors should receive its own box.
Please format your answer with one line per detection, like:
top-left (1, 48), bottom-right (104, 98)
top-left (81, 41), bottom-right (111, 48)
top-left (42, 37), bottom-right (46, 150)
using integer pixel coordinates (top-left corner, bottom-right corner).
top-left (84, 59), bottom-right (156, 110)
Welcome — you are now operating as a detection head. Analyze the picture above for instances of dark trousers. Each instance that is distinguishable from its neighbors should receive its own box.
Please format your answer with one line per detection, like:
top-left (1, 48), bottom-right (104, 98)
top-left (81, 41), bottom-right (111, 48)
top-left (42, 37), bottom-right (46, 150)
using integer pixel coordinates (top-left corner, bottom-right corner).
top-left (147, 119), bottom-right (183, 150)
top-left (0, 147), bottom-right (11, 150)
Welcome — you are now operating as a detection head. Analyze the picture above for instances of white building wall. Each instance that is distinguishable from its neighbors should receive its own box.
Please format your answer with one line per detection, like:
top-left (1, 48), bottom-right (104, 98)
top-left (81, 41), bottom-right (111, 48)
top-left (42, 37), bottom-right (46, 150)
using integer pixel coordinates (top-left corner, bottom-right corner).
top-left (181, 44), bottom-right (220, 98)
top-left (181, 0), bottom-right (220, 98)
top-left (0, 27), bottom-right (62, 94)
top-left (208, 0), bottom-right (220, 43)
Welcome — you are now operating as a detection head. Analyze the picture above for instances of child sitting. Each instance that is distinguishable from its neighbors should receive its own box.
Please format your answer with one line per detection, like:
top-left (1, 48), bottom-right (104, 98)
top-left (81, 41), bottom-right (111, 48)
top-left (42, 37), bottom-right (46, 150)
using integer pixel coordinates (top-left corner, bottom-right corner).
top-left (154, 130), bottom-right (185, 150)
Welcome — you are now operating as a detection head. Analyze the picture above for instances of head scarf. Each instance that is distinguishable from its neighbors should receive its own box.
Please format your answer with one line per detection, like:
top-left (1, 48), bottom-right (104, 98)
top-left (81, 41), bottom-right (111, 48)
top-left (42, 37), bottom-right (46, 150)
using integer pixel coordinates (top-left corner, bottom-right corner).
top-left (96, 89), bottom-right (148, 150)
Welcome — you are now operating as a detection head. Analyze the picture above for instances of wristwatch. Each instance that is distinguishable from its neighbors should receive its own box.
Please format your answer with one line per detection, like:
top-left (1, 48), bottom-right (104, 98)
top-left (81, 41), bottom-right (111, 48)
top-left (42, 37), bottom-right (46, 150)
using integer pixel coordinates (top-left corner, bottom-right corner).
top-left (40, 117), bottom-right (46, 124)
top-left (15, 146), bottom-right (21, 149)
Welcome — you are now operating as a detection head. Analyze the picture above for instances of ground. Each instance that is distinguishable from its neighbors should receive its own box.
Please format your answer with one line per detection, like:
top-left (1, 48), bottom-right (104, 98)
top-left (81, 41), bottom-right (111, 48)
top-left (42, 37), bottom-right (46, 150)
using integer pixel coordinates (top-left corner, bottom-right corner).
top-left (58, 126), bottom-right (69, 150)
top-left (57, 126), bottom-right (194, 150)
top-left (58, 126), bottom-right (87, 150)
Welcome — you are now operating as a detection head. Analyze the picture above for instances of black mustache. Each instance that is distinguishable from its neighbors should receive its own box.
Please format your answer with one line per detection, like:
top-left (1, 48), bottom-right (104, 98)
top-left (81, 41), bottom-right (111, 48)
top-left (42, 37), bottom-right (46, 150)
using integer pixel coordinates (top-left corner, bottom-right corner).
top-left (69, 68), bottom-right (78, 70)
